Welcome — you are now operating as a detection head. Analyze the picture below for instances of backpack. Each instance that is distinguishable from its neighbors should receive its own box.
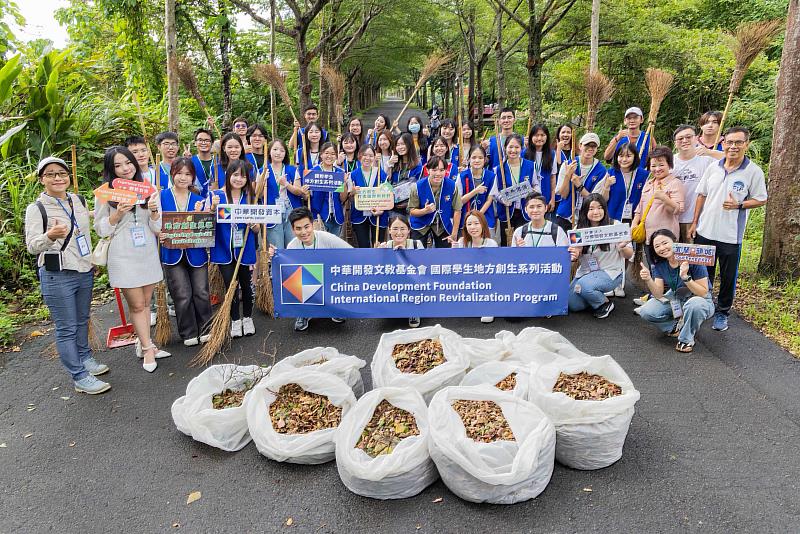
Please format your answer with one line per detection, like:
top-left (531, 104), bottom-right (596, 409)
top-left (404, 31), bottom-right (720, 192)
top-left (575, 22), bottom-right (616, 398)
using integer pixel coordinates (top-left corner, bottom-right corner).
top-left (520, 221), bottom-right (559, 245)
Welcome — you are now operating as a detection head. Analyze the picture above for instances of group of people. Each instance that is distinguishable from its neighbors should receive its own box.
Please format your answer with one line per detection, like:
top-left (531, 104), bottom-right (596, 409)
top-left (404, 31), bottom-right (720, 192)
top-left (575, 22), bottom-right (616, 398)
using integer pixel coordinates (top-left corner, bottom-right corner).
top-left (25, 103), bottom-right (767, 395)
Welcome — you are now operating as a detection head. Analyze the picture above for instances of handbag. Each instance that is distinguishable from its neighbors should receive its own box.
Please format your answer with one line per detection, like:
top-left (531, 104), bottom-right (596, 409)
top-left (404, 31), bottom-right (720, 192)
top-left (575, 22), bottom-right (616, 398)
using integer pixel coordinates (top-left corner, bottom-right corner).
top-left (631, 195), bottom-right (655, 244)
top-left (90, 205), bottom-right (121, 266)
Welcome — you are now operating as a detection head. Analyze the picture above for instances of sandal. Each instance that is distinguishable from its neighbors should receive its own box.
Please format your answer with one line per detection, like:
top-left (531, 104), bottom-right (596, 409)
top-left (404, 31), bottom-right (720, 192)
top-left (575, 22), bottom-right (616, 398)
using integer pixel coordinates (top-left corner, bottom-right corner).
top-left (675, 341), bottom-right (694, 353)
top-left (667, 323), bottom-right (680, 337)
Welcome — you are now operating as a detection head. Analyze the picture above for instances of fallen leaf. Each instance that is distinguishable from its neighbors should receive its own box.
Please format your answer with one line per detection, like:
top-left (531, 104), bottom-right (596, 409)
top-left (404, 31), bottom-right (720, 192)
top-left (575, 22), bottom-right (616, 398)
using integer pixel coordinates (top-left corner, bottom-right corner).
top-left (169, 372), bottom-right (175, 377)
top-left (51, 386), bottom-right (60, 391)
top-left (61, 396), bottom-right (71, 401)
top-left (186, 491), bottom-right (201, 505)
top-left (582, 487), bottom-right (593, 492)
top-left (68, 442), bottom-right (76, 447)
top-left (0, 443), bottom-right (6, 448)
top-left (432, 497), bottom-right (443, 503)
top-left (24, 433), bottom-right (33, 438)
top-left (172, 523), bottom-right (180, 528)
top-left (30, 330), bottom-right (46, 337)
top-left (285, 517), bottom-right (293, 526)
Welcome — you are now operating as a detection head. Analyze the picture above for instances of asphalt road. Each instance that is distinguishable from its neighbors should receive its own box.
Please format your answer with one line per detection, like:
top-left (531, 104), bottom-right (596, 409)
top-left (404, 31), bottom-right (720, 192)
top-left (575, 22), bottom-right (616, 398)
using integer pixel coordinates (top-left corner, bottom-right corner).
top-left (2, 100), bottom-right (799, 533)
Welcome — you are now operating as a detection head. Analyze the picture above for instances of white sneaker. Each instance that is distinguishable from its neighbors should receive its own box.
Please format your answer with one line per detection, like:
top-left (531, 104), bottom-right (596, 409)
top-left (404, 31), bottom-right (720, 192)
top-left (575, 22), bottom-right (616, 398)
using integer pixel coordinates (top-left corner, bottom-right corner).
top-left (231, 319), bottom-right (243, 338)
top-left (149, 312), bottom-right (157, 326)
top-left (242, 317), bottom-right (255, 336)
top-left (604, 290), bottom-right (614, 297)
top-left (183, 337), bottom-right (199, 347)
top-left (614, 286), bottom-right (626, 298)
top-left (199, 334), bottom-right (211, 343)
top-left (480, 316), bottom-right (495, 323)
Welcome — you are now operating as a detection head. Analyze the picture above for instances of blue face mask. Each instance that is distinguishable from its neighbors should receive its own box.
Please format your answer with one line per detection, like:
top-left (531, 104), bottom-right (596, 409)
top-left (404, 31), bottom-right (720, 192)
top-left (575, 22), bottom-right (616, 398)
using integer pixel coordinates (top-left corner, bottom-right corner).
top-left (409, 123), bottom-right (421, 134)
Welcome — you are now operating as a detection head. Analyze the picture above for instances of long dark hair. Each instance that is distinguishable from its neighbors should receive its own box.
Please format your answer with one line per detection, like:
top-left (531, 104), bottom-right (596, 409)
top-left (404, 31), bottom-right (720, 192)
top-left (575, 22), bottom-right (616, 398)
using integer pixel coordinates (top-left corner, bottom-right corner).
top-left (339, 132), bottom-right (360, 159)
top-left (220, 132), bottom-right (246, 168)
top-left (395, 133), bottom-right (419, 169)
top-left (267, 139), bottom-right (290, 165)
top-left (613, 142), bottom-right (641, 172)
top-left (429, 135), bottom-right (451, 160)
top-left (374, 114), bottom-right (390, 133)
top-left (523, 124), bottom-right (554, 174)
top-left (170, 157), bottom-right (200, 195)
top-left (406, 116), bottom-right (428, 154)
top-left (576, 193), bottom-right (611, 251)
top-left (224, 159), bottom-right (255, 201)
top-left (439, 118), bottom-right (457, 145)
top-left (348, 117), bottom-right (365, 144)
top-left (503, 133), bottom-right (525, 159)
top-left (302, 122), bottom-right (323, 164)
top-left (647, 228), bottom-right (678, 265)
top-left (103, 146), bottom-right (145, 207)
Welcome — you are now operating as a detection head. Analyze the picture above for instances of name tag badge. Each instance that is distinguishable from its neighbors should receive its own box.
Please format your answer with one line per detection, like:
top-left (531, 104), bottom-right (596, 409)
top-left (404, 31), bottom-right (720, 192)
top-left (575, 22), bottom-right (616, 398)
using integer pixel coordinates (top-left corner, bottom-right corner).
top-left (670, 298), bottom-right (684, 319)
top-left (575, 195), bottom-right (583, 211)
top-left (76, 234), bottom-right (91, 257)
top-left (233, 228), bottom-right (244, 248)
top-left (622, 203), bottom-right (633, 220)
top-left (130, 225), bottom-right (147, 248)
top-left (587, 255), bottom-right (600, 272)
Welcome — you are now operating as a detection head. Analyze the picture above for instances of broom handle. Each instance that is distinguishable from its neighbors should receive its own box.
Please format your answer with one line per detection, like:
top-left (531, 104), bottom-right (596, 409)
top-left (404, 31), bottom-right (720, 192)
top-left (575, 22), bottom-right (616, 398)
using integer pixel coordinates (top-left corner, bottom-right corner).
top-left (494, 125), bottom-right (513, 240)
top-left (395, 83), bottom-right (423, 125)
top-left (71, 144), bottom-right (79, 194)
top-left (713, 91), bottom-right (735, 148)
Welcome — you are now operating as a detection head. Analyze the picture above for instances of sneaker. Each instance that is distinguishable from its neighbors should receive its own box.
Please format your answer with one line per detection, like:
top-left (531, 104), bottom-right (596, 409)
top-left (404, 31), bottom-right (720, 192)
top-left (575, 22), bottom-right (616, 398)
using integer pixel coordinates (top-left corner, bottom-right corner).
top-left (331, 317), bottom-right (345, 324)
top-left (231, 319), bottom-right (243, 338)
top-left (168, 305), bottom-right (176, 317)
top-left (604, 290), bottom-right (614, 298)
top-left (183, 337), bottom-right (200, 347)
top-left (149, 311), bottom-right (157, 326)
top-left (480, 316), bottom-right (495, 323)
top-left (633, 294), bottom-right (650, 306)
top-left (82, 356), bottom-right (109, 376)
top-left (408, 317), bottom-right (421, 328)
top-left (712, 312), bottom-right (729, 331)
top-left (592, 300), bottom-right (615, 319)
top-left (294, 317), bottom-right (309, 331)
top-left (242, 317), bottom-right (256, 336)
top-left (667, 322), bottom-right (681, 337)
top-left (199, 334), bottom-right (211, 343)
top-left (74, 375), bottom-right (111, 395)
top-left (633, 306), bottom-right (642, 316)
top-left (614, 286), bottom-right (626, 298)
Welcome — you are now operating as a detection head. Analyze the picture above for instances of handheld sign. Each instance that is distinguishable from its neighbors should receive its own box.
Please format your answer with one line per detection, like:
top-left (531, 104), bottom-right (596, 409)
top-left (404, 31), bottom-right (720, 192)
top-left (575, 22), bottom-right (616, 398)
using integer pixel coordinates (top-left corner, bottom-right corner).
top-left (93, 182), bottom-right (138, 204)
top-left (393, 181), bottom-right (414, 203)
top-left (161, 212), bottom-right (215, 249)
top-left (672, 243), bottom-right (716, 266)
top-left (112, 178), bottom-right (158, 203)
top-left (355, 186), bottom-right (395, 211)
top-left (216, 204), bottom-right (282, 224)
top-left (496, 180), bottom-right (533, 204)
top-left (569, 223), bottom-right (631, 247)
top-left (305, 170), bottom-right (346, 193)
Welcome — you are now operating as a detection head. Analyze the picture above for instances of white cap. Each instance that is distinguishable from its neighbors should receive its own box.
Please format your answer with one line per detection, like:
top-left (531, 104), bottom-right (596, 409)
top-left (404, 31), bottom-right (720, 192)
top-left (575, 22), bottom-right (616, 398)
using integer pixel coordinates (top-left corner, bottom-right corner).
top-left (579, 132), bottom-right (601, 146)
top-left (37, 156), bottom-right (70, 177)
top-left (625, 107), bottom-right (644, 118)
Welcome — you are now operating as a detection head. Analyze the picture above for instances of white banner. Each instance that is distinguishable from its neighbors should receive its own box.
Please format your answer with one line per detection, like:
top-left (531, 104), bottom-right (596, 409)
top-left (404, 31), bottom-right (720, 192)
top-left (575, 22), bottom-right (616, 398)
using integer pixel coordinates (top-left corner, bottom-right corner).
top-left (568, 223), bottom-right (631, 246)
top-left (216, 204), bottom-right (283, 224)
top-left (496, 180), bottom-right (534, 204)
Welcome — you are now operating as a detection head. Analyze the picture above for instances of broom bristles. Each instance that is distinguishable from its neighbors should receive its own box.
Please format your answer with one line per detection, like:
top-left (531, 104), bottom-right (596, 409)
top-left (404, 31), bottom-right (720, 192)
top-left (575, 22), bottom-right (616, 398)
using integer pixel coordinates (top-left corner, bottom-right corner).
top-left (321, 65), bottom-right (346, 125)
top-left (88, 313), bottom-right (104, 353)
top-left (209, 264), bottom-right (224, 301)
top-left (255, 248), bottom-right (274, 317)
top-left (154, 283), bottom-right (172, 347)
top-left (176, 57), bottom-right (208, 112)
top-left (416, 51), bottom-right (452, 90)
top-left (254, 63), bottom-right (297, 120)
top-left (190, 280), bottom-right (235, 367)
top-left (586, 70), bottom-right (615, 131)
top-left (730, 19), bottom-right (783, 93)
top-left (645, 68), bottom-right (675, 126)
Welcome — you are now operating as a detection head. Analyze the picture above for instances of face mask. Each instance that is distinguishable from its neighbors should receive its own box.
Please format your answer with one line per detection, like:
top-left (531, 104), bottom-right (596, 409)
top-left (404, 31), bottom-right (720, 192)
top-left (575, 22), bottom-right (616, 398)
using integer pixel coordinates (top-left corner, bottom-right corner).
top-left (409, 123), bottom-right (421, 134)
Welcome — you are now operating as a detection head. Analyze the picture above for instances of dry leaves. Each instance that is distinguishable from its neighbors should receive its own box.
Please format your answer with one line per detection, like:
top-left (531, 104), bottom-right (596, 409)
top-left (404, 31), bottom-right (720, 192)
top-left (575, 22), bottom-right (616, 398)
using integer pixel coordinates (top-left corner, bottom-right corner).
top-left (186, 491), bottom-right (202, 505)
top-left (285, 517), bottom-right (294, 526)
top-left (269, 384), bottom-right (342, 434)
top-left (356, 400), bottom-right (420, 457)
top-left (553, 372), bottom-right (622, 401)
top-left (452, 400), bottom-right (515, 443)
top-left (300, 357), bottom-right (328, 367)
top-left (392, 339), bottom-right (444, 374)
top-left (212, 388), bottom-right (247, 410)
top-left (495, 373), bottom-right (517, 391)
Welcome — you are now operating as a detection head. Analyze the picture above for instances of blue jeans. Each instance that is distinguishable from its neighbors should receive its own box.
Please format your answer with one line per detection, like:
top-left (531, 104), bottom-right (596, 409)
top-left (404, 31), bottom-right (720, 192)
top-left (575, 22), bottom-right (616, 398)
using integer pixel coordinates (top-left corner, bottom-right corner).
top-left (267, 206), bottom-right (295, 248)
top-left (638, 294), bottom-right (715, 344)
top-left (39, 268), bottom-right (94, 380)
top-left (324, 215), bottom-right (342, 237)
top-left (569, 271), bottom-right (621, 311)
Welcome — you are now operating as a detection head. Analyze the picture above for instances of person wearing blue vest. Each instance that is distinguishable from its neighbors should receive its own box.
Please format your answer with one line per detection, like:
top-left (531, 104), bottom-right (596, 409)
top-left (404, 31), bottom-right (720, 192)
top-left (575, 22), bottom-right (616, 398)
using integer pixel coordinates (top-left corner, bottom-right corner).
top-left (337, 132), bottom-right (360, 175)
top-left (482, 107), bottom-right (516, 170)
top-left (556, 132), bottom-right (608, 231)
top-left (495, 134), bottom-right (539, 246)
top-left (365, 114), bottom-right (390, 147)
top-left (294, 122), bottom-right (323, 176)
top-left (457, 145), bottom-right (497, 232)
top-left (523, 124), bottom-right (557, 214)
top-left (245, 123), bottom-right (268, 177)
top-left (266, 139), bottom-right (298, 248)
top-left (215, 133), bottom-right (250, 188)
top-left (208, 160), bottom-right (259, 339)
top-left (603, 107), bottom-right (653, 169)
top-left (155, 131), bottom-right (180, 189)
top-left (189, 128), bottom-right (216, 196)
top-left (387, 133), bottom-right (423, 220)
top-left (307, 141), bottom-right (347, 236)
top-left (291, 104), bottom-right (328, 156)
top-left (159, 158), bottom-right (212, 347)
top-left (408, 155), bottom-right (462, 248)
top-left (348, 144), bottom-right (385, 247)
top-left (604, 142), bottom-right (649, 224)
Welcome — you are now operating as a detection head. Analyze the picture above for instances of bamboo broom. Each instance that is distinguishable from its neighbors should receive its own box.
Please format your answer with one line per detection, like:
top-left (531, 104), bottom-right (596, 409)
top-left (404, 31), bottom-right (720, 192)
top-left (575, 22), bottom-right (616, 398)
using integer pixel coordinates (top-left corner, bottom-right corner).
top-left (255, 63), bottom-right (301, 166)
top-left (207, 154), bottom-right (224, 304)
top-left (395, 51), bottom-right (452, 125)
top-left (585, 70), bottom-right (615, 132)
top-left (714, 19), bottom-right (783, 146)
top-left (191, 177), bottom-right (267, 367)
top-left (254, 166), bottom-right (274, 317)
top-left (641, 68), bottom-right (675, 155)
top-left (494, 118), bottom-right (514, 246)
top-left (321, 64), bottom-right (346, 135)
top-left (153, 153), bottom-right (173, 347)
top-left (177, 57), bottom-right (222, 138)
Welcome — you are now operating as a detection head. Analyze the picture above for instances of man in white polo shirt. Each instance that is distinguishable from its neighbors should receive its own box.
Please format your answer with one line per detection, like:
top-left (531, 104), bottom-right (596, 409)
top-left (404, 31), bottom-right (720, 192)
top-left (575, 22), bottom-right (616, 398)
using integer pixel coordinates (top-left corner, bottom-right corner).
top-left (689, 127), bottom-right (768, 332)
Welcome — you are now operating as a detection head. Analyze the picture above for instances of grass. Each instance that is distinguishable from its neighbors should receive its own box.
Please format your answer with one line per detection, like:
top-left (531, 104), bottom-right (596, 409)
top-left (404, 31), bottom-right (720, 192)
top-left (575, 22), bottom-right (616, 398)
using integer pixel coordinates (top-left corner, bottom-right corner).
top-left (735, 207), bottom-right (800, 358)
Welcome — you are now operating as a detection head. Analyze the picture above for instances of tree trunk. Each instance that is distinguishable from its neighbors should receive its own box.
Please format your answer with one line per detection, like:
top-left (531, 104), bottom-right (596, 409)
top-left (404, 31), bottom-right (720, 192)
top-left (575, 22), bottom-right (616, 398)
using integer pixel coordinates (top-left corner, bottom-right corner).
top-left (476, 57), bottom-right (486, 127)
top-left (589, 0), bottom-right (600, 74)
top-left (759, 0), bottom-right (800, 279)
top-left (526, 7), bottom-right (544, 119)
top-left (494, 9), bottom-right (506, 109)
top-left (269, 0), bottom-right (277, 137)
top-left (165, 0), bottom-right (179, 132)
top-left (219, 0), bottom-right (232, 129)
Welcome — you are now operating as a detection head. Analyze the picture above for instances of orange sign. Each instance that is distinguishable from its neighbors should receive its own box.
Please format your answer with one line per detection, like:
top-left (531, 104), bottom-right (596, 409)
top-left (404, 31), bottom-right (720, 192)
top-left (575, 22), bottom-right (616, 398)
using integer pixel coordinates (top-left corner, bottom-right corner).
top-left (112, 178), bottom-right (158, 200)
top-left (93, 182), bottom-right (139, 204)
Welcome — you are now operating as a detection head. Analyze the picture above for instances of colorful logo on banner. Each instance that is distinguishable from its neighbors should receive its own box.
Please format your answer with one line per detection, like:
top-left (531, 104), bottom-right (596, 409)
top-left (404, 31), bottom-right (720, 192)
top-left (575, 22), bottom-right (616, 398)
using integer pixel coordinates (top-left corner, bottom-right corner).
top-left (217, 206), bottom-right (231, 221)
top-left (280, 264), bottom-right (325, 305)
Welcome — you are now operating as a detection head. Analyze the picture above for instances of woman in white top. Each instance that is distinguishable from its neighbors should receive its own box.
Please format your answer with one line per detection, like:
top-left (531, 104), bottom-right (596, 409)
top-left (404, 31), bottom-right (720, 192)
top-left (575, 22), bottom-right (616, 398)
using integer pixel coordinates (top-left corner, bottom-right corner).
top-left (511, 193), bottom-right (570, 247)
top-left (380, 214), bottom-right (424, 328)
top-left (568, 194), bottom-right (634, 319)
top-left (94, 146), bottom-right (170, 371)
top-left (455, 210), bottom-right (498, 324)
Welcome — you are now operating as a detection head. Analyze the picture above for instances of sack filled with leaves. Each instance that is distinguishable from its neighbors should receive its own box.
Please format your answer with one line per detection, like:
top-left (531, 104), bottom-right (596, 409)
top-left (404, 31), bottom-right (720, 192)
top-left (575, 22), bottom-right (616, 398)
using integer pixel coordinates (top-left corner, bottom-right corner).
top-left (245, 369), bottom-right (356, 464)
top-left (170, 364), bottom-right (269, 452)
top-left (271, 347), bottom-right (367, 397)
top-left (461, 330), bottom-right (516, 369)
top-left (460, 361), bottom-right (531, 399)
top-left (504, 327), bottom-right (589, 369)
top-left (371, 324), bottom-right (469, 403)
top-left (335, 386), bottom-right (438, 499)
top-left (528, 355), bottom-right (640, 470)
top-left (427, 385), bottom-right (556, 504)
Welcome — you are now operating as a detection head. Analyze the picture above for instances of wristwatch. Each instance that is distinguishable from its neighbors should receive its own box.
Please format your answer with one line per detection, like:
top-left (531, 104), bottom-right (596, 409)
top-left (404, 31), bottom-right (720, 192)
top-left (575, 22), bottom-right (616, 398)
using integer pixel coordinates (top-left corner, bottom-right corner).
top-left (681, 275), bottom-right (691, 282)
top-left (737, 202), bottom-right (744, 210)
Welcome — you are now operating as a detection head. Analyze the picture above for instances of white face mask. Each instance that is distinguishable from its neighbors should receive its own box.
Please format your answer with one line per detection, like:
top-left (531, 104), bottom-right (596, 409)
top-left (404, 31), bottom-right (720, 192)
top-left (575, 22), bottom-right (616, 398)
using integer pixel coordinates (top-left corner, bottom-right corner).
top-left (409, 123), bottom-right (421, 134)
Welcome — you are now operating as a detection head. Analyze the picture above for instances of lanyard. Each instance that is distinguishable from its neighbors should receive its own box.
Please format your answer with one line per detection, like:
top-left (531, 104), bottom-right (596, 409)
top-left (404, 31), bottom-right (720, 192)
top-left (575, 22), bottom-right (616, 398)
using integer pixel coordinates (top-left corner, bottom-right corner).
top-left (527, 223), bottom-right (545, 248)
top-left (345, 159), bottom-right (357, 173)
top-left (507, 162), bottom-right (520, 186)
top-left (49, 195), bottom-right (80, 233)
top-left (173, 190), bottom-right (189, 212)
top-left (301, 237), bottom-right (317, 249)
top-left (622, 170), bottom-right (635, 202)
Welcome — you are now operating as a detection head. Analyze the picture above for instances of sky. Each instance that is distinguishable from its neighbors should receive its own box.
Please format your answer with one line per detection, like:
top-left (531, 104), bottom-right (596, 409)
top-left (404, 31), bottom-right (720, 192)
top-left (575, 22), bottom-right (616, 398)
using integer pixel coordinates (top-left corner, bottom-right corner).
top-left (8, 0), bottom-right (70, 48)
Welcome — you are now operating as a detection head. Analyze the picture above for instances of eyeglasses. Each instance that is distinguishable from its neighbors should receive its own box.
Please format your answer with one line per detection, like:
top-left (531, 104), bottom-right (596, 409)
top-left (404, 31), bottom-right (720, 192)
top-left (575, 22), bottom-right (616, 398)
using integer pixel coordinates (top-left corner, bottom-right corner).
top-left (234, 123), bottom-right (247, 128)
top-left (160, 142), bottom-right (179, 148)
top-left (675, 135), bottom-right (694, 143)
top-left (723, 140), bottom-right (747, 147)
top-left (43, 172), bottom-right (69, 179)
top-left (196, 138), bottom-right (212, 144)
top-left (250, 134), bottom-right (265, 139)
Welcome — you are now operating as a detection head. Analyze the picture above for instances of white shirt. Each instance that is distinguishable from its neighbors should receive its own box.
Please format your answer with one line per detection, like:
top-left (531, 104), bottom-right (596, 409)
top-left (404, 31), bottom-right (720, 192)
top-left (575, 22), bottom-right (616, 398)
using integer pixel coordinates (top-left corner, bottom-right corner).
top-left (696, 158), bottom-right (767, 244)
top-left (574, 220), bottom-right (632, 280)
top-left (455, 237), bottom-right (499, 248)
top-left (287, 230), bottom-right (352, 249)
top-left (510, 221), bottom-right (569, 247)
top-left (673, 153), bottom-right (715, 224)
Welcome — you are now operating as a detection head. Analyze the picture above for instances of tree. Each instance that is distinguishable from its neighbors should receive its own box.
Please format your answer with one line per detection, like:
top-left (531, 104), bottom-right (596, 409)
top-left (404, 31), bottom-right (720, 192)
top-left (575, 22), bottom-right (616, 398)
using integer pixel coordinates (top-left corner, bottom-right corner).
top-left (165, 0), bottom-right (180, 131)
top-left (759, 0), bottom-right (798, 278)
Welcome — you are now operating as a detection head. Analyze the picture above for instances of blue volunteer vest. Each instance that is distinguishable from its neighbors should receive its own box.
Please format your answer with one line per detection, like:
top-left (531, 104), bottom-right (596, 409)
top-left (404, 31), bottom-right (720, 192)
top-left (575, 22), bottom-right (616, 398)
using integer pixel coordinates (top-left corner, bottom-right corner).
top-left (607, 167), bottom-right (649, 221)
top-left (495, 158), bottom-right (538, 222)
top-left (458, 168), bottom-right (497, 229)
top-left (209, 189), bottom-right (257, 266)
top-left (349, 166), bottom-right (387, 225)
top-left (410, 177), bottom-right (458, 234)
top-left (614, 131), bottom-right (652, 170)
top-left (555, 158), bottom-right (608, 220)
top-left (159, 188), bottom-right (208, 267)
top-left (308, 165), bottom-right (346, 224)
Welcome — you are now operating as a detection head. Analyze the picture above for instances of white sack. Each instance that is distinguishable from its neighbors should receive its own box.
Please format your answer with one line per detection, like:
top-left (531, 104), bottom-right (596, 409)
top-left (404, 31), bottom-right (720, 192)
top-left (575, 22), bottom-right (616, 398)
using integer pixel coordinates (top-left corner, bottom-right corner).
top-left (271, 347), bottom-right (366, 397)
top-left (460, 361), bottom-right (531, 399)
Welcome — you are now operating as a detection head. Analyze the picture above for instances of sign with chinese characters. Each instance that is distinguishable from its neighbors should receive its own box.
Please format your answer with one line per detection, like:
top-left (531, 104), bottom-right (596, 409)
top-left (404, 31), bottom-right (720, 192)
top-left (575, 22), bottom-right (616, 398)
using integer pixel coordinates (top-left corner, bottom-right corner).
top-left (216, 204), bottom-right (282, 224)
top-left (495, 180), bottom-right (534, 204)
top-left (272, 247), bottom-right (570, 318)
top-left (672, 243), bottom-right (716, 266)
top-left (568, 223), bottom-right (631, 247)
top-left (161, 212), bottom-right (215, 249)
top-left (392, 181), bottom-right (414, 203)
top-left (112, 178), bottom-right (158, 202)
top-left (93, 182), bottom-right (139, 205)
top-left (355, 185), bottom-right (395, 211)
top-left (304, 170), bottom-right (346, 193)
